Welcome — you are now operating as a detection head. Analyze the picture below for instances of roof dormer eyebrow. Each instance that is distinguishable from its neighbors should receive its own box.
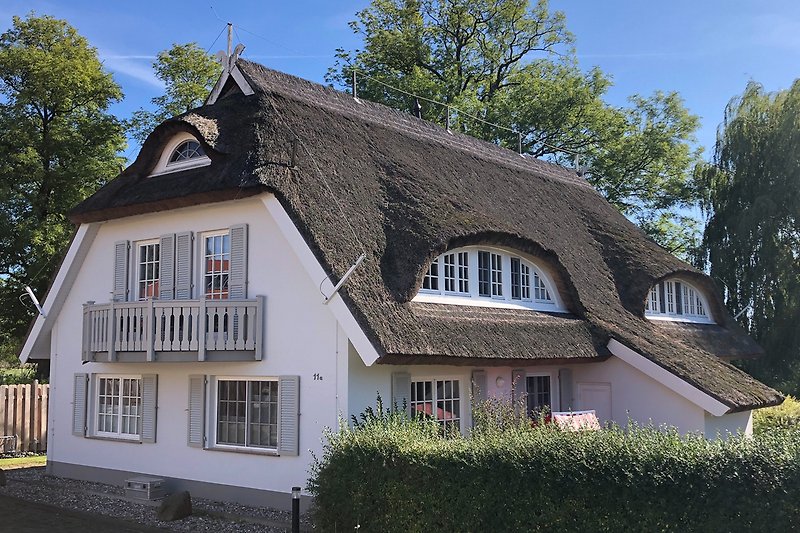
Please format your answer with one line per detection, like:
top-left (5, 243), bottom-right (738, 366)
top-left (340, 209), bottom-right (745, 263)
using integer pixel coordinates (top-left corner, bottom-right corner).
top-left (149, 133), bottom-right (211, 177)
top-left (645, 278), bottom-right (714, 323)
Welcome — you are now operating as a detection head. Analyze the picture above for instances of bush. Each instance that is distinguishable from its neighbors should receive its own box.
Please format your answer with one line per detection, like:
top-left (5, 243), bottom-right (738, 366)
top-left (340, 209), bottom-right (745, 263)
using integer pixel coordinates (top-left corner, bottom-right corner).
top-left (309, 398), bottom-right (800, 532)
top-left (0, 365), bottom-right (37, 385)
top-left (754, 395), bottom-right (800, 433)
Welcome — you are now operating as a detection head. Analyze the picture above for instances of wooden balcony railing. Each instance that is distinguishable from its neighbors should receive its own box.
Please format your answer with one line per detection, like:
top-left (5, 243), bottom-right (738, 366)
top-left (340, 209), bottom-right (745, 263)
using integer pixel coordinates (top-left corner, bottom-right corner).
top-left (82, 297), bottom-right (264, 362)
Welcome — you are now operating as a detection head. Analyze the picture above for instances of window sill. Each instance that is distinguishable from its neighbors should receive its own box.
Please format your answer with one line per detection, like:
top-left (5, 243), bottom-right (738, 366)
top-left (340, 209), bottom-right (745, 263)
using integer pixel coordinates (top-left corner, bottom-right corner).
top-left (204, 445), bottom-right (280, 457)
top-left (86, 435), bottom-right (143, 444)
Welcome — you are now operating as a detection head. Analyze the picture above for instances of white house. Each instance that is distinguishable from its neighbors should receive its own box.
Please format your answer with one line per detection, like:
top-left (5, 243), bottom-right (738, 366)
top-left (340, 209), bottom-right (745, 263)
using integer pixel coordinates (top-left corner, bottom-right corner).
top-left (20, 58), bottom-right (782, 509)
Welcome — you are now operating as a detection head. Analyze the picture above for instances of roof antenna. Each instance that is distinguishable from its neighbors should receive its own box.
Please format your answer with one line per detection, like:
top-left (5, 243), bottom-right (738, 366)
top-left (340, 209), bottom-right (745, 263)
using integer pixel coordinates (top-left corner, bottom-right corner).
top-left (414, 97), bottom-right (422, 119)
top-left (227, 22), bottom-right (233, 58)
top-left (20, 286), bottom-right (46, 318)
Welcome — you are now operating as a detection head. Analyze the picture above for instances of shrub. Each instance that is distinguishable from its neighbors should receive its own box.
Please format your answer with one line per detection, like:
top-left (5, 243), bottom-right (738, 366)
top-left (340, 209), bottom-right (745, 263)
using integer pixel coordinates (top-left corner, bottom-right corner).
top-left (309, 398), bottom-right (800, 532)
top-left (0, 365), bottom-right (37, 385)
top-left (754, 396), bottom-right (800, 433)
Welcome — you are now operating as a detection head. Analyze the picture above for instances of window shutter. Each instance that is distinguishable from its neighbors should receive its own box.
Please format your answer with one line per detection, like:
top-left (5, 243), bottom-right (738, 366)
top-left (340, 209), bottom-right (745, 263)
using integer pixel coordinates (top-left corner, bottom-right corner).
top-left (511, 369), bottom-right (527, 416)
top-left (175, 232), bottom-right (193, 300)
top-left (391, 372), bottom-right (411, 415)
top-left (159, 234), bottom-right (176, 300)
top-left (471, 370), bottom-right (487, 427)
top-left (188, 375), bottom-right (206, 448)
top-left (278, 375), bottom-right (300, 456)
top-left (558, 368), bottom-right (573, 411)
top-left (112, 241), bottom-right (129, 302)
top-left (72, 373), bottom-right (88, 437)
top-left (228, 224), bottom-right (248, 299)
top-left (141, 374), bottom-right (158, 443)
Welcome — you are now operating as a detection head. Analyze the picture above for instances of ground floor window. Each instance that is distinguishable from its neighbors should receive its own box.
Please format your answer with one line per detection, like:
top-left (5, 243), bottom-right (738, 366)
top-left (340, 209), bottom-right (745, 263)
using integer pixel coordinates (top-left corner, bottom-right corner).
top-left (96, 376), bottom-right (141, 439)
top-left (526, 375), bottom-right (551, 418)
top-left (410, 378), bottom-right (461, 432)
top-left (216, 379), bottom-right (278, 449)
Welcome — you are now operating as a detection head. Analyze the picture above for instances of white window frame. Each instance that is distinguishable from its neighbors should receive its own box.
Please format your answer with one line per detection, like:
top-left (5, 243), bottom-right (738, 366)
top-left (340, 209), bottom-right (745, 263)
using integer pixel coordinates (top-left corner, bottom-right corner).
top-left (210, 376), bottom-right (280, 452)
top-left (410, 376), bottom-right (463, 432)
top-left (94, 374), bottom-right (142, 441)
top-left (149, 132), bottom-right (211, 177)
top-left (645, 278), bottom-right (714, 324)
top-left (525, 373), bottom-right (554, 416)
top-left (134, 239), bottom-right (160, 301)
top-left (413, 246), bottom-right (565, 312)
top-left (200, 229), bottom-right (231, 300)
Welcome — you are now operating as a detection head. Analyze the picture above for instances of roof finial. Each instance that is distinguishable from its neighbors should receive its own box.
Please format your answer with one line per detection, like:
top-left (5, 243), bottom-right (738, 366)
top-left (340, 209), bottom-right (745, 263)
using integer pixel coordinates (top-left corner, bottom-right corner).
top-left (227, 22), bottom-right (233, 58)
top-left (215, 23), bottom-right (245, 74)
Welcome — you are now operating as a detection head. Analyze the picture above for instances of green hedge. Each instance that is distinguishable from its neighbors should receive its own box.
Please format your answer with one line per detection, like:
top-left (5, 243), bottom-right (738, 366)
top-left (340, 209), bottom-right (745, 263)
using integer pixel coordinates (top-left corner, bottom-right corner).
top-left (0, 366), bottom-right (37, 385)
top-left (308, 400), bottom-right (800, 532)
top-left (754, 395), bottom-right (800, 433)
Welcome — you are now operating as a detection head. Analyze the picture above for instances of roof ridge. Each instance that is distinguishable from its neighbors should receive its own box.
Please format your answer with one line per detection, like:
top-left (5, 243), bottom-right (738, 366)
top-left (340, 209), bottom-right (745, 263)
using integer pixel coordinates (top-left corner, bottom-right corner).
top-left (237, 60), bottom-right (594, 190)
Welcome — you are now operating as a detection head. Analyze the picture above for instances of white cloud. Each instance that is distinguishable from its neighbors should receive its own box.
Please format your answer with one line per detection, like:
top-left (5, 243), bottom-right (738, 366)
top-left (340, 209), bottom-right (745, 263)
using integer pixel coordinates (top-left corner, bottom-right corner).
top-left (99, 52), bottom-right (163, 89)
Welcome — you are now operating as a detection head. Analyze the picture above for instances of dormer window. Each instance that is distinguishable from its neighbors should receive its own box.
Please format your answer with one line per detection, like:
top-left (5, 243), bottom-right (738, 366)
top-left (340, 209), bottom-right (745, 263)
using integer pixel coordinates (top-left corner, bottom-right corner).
top-left (645, 279), bottom-right (713, 323)
top-left (150, 133), bottom-right (211, 176)
top-left (414, 246), bottom-right (565, 312)
top-left (169, 140), bottom-right (205, 163)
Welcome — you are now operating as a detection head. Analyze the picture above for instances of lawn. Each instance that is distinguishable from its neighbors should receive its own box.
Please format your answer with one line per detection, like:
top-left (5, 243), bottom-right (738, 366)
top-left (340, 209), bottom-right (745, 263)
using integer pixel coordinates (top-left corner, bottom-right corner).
top-left (0, 455), bottom-right (46, 470)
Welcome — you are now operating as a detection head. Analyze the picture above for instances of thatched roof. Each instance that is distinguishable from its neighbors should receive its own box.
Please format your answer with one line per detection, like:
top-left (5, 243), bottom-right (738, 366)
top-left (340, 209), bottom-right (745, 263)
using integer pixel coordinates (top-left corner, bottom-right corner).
top-left (71, 60), bottom-right (781, 412)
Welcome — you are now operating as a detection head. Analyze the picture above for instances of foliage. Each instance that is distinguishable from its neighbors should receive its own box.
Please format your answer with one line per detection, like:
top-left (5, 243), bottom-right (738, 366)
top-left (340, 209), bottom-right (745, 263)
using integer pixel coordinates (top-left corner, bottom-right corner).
top-left (0, 13), bottom-right (125, 347)
top-left (754, 396), bottom-right (800, 434)
top-left (329, 0), bottom-right (703, 257)
top-left (700, 81), bottom-right (800, 392)
top-left (0, 365), bottom-right (37, 385)
top-left (309, 398), bottom-right (800, 532)
top-left (127, 42), bottom-right (221, 145)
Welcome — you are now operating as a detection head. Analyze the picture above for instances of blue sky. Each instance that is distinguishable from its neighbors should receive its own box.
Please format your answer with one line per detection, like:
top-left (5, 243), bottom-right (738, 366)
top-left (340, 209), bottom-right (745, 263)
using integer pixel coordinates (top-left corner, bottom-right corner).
top-left (2, 1), bottom-right (799, 160)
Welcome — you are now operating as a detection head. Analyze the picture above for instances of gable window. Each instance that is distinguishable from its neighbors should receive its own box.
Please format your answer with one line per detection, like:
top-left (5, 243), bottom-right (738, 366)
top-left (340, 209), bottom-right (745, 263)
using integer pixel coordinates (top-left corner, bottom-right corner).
top-left (414, 246), bottom-right (564, 312)
top-left (410, 378), bottom-right (461, 432)
top-left (137, 241), bottom-right (160, 300)
top-left (169, 140), bottom-right (205, 164)
top-left (645, 279), bottom-right (712, 323)
top-left (204, 232), bottom-right (230, 299)
top-left (216, 379), bottom-right (278, 449)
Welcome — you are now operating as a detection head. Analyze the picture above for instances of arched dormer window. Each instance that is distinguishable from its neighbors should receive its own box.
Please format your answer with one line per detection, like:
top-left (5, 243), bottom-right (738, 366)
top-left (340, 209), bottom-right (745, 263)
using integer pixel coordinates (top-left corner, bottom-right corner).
top-left (412, 246), bottom-right (567, 312)
top-left (645, 278), bottom-right (713, 323)
top-left (149, 132), bottom-right (211, 176)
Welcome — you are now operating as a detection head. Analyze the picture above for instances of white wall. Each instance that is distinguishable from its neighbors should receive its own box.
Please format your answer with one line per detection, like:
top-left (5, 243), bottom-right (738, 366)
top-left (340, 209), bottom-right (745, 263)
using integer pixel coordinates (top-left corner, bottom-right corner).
top-left (705, 410), bottom-right (753, 438)
top-left (49, 195), bottom-right (344, 495)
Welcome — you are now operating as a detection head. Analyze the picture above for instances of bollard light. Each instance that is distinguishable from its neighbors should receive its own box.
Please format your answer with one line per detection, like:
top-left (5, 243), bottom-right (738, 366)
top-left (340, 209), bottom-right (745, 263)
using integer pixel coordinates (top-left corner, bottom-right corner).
top-left (292, 486), bottom-right (301, 533)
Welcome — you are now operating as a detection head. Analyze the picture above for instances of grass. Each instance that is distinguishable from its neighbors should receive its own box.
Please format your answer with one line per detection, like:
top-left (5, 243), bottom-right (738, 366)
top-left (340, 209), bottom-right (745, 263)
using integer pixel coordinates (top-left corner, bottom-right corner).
top-left (0, 455), bottom-right (46, 470)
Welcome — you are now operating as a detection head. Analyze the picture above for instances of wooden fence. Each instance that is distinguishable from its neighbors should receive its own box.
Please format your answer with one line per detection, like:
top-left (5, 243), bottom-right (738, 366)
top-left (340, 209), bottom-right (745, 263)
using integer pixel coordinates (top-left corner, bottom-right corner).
top-left (0, 382), bottom-right (48, 453)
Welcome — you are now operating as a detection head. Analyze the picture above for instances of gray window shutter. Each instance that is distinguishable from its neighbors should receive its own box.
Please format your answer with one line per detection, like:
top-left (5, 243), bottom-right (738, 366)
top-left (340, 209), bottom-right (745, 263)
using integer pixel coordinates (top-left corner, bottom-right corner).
top-left (141, 374), bottom-right (158, 443)
top-left (175, 231), bottom-right (193, 300)
top-left (113, 240), bottom-right (129, 302)
top-left (511, 369), bottom-right (527, 416)
top-left (391, 372), bottom-right (411, 414)
top-left (471, 370), bottom-right (487, 404)
top-left (228, 224), bottom-right (248, 299)
top-left (188, 375), bottom-right (206, 448)
top-left (72, 373), bottom-right (88, 437)
top-left (471, 370), bottom-right (487, 427)
top-left (279, 375), bottom-right (300, 456)
top-left (158, 234), bottom-right (176, 300)
top-left (558, 368), bottom-right (573, 411)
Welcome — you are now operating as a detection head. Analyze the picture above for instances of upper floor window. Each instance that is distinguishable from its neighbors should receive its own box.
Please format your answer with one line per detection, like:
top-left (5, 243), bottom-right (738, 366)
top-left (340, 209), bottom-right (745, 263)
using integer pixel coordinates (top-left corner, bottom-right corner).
top-left (645, 279), bottom-right (713, 323)
top-left (149, 133), bottom-right (211, 176)
top-left (204, 232), bottom-right (231, 300)
top-left (414, 246), bottom-right (565, 312)
top-left (136, 240), bottom-right (160, 300)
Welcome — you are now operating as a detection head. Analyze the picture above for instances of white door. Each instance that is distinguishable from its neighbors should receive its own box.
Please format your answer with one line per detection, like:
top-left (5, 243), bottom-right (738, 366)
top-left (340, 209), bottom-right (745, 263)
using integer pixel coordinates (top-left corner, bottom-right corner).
top-left (577, 382), bottom-right (612, 425)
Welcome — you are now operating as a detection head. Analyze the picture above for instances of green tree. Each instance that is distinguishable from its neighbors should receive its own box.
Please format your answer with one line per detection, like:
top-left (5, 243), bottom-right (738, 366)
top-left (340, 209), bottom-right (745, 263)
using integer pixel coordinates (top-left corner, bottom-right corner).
top-left (0, 13), bottom-right (125, 357)
top-left (329, 0), bottom-right (702, 258)
top-left (701, 81), bottom-right (800, 392)
top-left (128, 43), bottom-right (221, 145)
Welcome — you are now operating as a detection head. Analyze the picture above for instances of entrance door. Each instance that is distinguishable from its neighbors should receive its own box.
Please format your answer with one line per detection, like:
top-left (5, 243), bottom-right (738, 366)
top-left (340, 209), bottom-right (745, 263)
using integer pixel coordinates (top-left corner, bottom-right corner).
top-left (577, 382), bottom-right (612, 425)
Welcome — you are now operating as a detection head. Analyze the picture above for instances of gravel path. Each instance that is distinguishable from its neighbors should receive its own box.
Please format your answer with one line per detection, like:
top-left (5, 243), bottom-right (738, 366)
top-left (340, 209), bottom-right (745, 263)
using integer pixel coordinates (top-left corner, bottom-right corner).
top-left (0, 466), bottom-right (313, 532)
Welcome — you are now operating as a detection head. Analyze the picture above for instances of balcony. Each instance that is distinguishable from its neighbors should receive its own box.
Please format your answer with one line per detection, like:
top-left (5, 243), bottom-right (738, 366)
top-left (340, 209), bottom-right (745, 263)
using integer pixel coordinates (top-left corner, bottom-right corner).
top-left (82, 297), bottom-right (264, 363)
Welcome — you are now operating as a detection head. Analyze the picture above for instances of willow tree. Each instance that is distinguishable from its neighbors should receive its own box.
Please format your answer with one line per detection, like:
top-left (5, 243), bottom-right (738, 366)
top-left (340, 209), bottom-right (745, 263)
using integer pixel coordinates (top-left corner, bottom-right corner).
top-left (329, 0), bottom-right (703, 259)
top-left (701, 81), bottom-right (800, 391)
top-left (0, 13), bottom-right (125, 363)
